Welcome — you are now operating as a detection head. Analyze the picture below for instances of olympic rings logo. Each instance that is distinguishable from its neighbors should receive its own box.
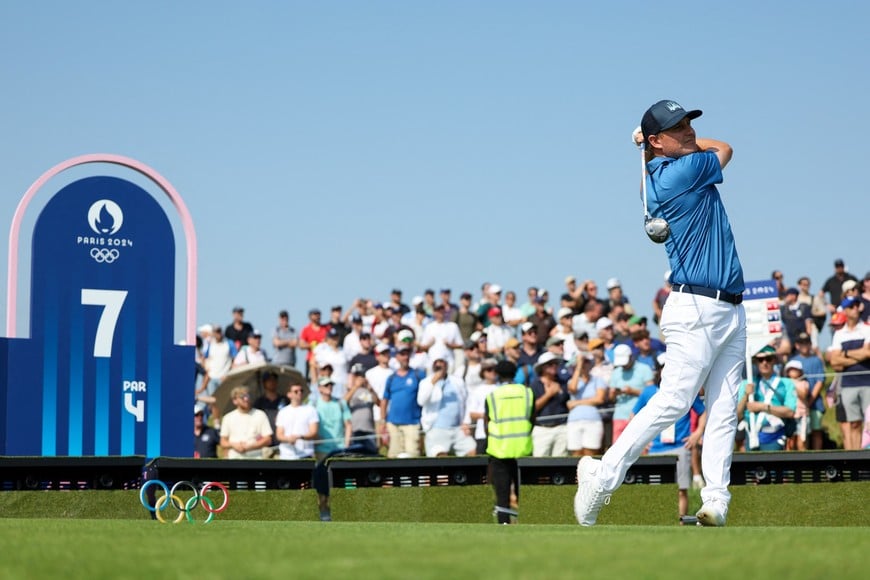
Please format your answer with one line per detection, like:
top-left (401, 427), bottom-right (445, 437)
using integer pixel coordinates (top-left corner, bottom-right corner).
top-left (90, 248), bottom-right (120, 263)
top-left (139, 480), bottom-right (230, 524)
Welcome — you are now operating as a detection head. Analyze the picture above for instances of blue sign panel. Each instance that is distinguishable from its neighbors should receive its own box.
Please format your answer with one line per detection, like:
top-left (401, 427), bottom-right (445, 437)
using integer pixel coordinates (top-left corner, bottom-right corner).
top-left (1, 176), bottom-right (191, 457)
top-left (742, 279), bottom-right (779, 301)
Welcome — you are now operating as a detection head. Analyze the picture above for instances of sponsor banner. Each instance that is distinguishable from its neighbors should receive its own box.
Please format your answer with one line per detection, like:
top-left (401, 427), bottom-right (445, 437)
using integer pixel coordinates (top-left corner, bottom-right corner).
top-left (743, 279), bottom-right (782, 359)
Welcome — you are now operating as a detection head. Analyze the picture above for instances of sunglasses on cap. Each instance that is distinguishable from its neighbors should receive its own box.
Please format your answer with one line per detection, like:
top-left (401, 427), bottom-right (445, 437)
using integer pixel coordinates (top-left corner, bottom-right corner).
top-left (754, 356), bottom-right (776, 363)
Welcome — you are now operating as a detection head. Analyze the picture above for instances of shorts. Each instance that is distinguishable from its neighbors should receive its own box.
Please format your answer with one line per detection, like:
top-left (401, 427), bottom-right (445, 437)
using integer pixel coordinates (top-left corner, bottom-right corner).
top-left (567, 420), bottom-right (604, 451)
top-left (840, 386), bottom-right (870, 422)
top-left (612, 419), bottom-right (630, 443)
top-left (386, 423), bottom-right (421, 458)
top-left (424, 427), bottom-right (476, 457)
top-left (531, 423), bottom-right (568, 457)
top-left (793, 416), bottom-right (809, 442)
top-left (649, 446), bottom-right (691, 490)
top-left (809, 409), bottom-right (824, 431)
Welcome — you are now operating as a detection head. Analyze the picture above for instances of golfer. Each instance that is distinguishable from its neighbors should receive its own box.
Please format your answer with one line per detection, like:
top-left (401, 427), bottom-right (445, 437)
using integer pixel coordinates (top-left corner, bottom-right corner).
top-left (574, 100), bottom-right (746, 527)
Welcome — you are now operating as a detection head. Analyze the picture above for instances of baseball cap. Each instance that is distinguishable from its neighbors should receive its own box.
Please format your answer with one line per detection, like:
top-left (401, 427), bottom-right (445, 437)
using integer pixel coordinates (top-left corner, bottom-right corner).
top-left (831, 311), bottom-right (847, 326)
top-left (318, 377), bottom-right (335, 387)
top-left (397, 329), bottom-right (415, 343)
top-left (504, 337), bottom-right (520, 349)
top-left (440, 288), bottom-right (451, 294)
top-left (460, 292), bottom-right (472, 300)
top-left (784, 360), bottom-right (804, 374)
top-left (785, 287), bottom-right (799, 296)
top-left (351, 314), bottom-right (363, 323)
top-left (588, 338), bottom-right (605, 350)
top-left (470, 330), bottom-right (484, 343)
top-left (521, 321), bottom-right (536, 334)
top-left (250, 329), bottom-right (262, 338)
top-left (840, 296), bottom-right (861, 309)
top-left (279, 310), bottom-right (289, 318)
top-left (318, 361), bottom-right (333, 370)
top-left (359, 331), bottom-right (372, 339)
top-left (308, 308), bottom-right (321, 316)
top-left (232, 306), bottom-right (244, 313)
top-left (557, 307), bottom-right (573, 319)
top-left (606, 278), bottom-right (621, 290)
top-left (864, 271), bottom-right (870, 281)
top-left (350, 363), bottom-right (366, 376)
top-left (595, 318), bottom-right (613, 331)
top-left (545, 336), bottom-right (565, 347)
top-left (194, 406), bottom-right (205, 415)
top-left (795, 332), bottom-right (811, 343)
top-left (565, 275), bottom-right (576, 284)
top-left (613, 344), bottom-right (633, 366)
top-left (197, 324), bottom-right (213, 334)
top-left (842, 280), bottom-right (858, 293)
top-left (754, 345), bottom-right (777, 358)
top-left (834, 258), bottom-right (845, 267)
top-left (326, 327), bottom-right (339, 338)
top-left (488, 307), bottom-right (502, 318)
top-left (628, 315), bottom-right (646, 326)
top-left (641, 99), bottom-right (703, 140)
top-left (374, 343), bottom-right (391, 354)
top-left (490, 284), bottom-right (502, 294)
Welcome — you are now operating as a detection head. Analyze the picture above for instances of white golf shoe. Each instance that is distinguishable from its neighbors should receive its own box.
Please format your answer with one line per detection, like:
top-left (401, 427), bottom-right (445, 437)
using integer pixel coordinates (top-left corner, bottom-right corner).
top-left (573, 457), bottom-right (611, 526)
top-left (696, 499), bottom-right (728, 527)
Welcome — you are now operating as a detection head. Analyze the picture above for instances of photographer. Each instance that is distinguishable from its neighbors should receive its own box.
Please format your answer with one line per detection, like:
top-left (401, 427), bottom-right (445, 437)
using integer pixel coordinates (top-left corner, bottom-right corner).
top-left (417, 357), bottom-right (476, 457)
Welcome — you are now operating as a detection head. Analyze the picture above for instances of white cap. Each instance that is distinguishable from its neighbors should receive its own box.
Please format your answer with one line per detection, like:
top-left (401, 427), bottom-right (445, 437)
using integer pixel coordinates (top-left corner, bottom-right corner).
top-left (412, 295), bottom-right (424, 306)
top-left (397, 329), bottom-right (415, 342)
top-left (557, 307), bottom-right (573, 319)
top-left (784, 360), bottom-right (804, 373)
top-left (374, 342), bottom-right (391, 354)
top-left (595, 318), bottom-right (613, 331)
top-left (613, 344), bottom-right (633, 367)
top-left (606, 277), bottom-right (621, 290)
top-left (197, 324), bottom-right (213, 334)
top-left (521, 321), bottom-right (535, 333)
top-left (490, 284), bottom-right (502, 294)
top-left (842, 280), bottom-right (858, 293)
top-left (534, 351), bottom-right (564, 371)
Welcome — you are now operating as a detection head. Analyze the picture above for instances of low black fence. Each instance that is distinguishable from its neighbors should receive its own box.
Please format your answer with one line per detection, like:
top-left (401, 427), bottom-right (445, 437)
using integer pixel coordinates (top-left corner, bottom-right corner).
top-left (2, 450), bottom-right (868, 491)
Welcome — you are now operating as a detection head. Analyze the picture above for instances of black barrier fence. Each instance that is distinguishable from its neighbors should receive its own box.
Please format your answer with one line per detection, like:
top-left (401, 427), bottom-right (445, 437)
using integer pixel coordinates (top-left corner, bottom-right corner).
top-left (2, 451), bottom-right (868, 491)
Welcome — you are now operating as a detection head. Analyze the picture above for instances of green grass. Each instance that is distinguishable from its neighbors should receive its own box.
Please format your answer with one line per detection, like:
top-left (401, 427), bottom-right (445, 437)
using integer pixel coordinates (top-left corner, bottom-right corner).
top-left (1, 482), bottom-right (868, 526)
top-left (0, 519), bottom-right (867, 579)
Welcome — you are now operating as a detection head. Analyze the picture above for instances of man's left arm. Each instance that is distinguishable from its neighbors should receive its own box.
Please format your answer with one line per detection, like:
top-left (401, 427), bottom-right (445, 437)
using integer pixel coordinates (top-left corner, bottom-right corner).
top-left (696, 138), bottom-right (733, 169)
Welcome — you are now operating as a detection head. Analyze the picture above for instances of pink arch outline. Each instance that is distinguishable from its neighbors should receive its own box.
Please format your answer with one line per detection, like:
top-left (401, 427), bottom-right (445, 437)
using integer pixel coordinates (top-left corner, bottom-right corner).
top-left (6, 154), bottom-right (197, 345)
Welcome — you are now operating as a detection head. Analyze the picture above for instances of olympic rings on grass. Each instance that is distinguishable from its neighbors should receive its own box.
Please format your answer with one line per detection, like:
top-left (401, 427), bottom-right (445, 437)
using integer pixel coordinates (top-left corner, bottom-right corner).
top-left (139, 479), bottom-right (230, 524)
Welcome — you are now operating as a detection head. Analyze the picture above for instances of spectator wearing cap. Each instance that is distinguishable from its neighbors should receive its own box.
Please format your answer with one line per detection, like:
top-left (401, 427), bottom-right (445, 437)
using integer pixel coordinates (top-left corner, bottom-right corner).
top-left (782, 360), bottom-right (811, 450)
top-left (501, 290), bottom-right (524, 328)
top-left (551, 308), bottom-right (580, 365)
top-left (781, 287), bottom-right (813, 351)
top-left (366, 342), bottom-right (395, 428)
top-left (313, 327), bottom-right (350, 398)
top-left (530, 352), bottom-right (570, 457)
top-left (572, 299), bottom-right (604, 342)
top-left (788, 332), bottom-right (826, 449)
top-left (233, 329), bottom-right (268, 368)
top-left (327, 305), bottom-right (351, 344)
top-left (344, 363), bottom-right (381, 455)
top-left (438, 288), bottom-right (458, 322)
top-left (194, 407), bottom-right (220, 458)
top-left (476, 284), bottom-right (503, 328)
top-left (456, 337), bottom-right (485, 391)
top-left (606, 278), bottom-right (634, 317)
top-left (417, 357), bottom-right (476, 457)
top-left (380, 345), bottom-right (425, 457)
top-left (822, 259), bottom-right (858, 316)
top-left (272, 310), bottom-right (298, 368)
top-left (564, 276), bottom-right (585, 312)
top-left (503, 337), bottom-right (522, 366)
top-left (403, 302), bottom-right (431, 343)
top-left (224, 306), bottom-right (255, 350)
top-left (595, 317), bottom-right (617, 363)
top-left (454, 291), bottom-right (479, 342)
top-left (388, 288), bottom-right (410, 316)
top-left (420, 304), bottom-right (464, 374)
top-left (566, 353), bottom-right (607, 457)
top-left (544, 336), bottom-right (573, 384)
top-left (529, 297), bottom-right (557, 351)
top-left (342, 313), bottom-right (367, 360)
top-left (467, 358), bottom-right (500, 454)
top-left (612, 312), bottom-right (633, 345)
top-left (484, 307), bottom-right (513, 356)
top-left (299, 308), bottom-right (328, 381)
top-left (348, 331), bottom-right (377, 374)
top-left (312, 376), bottom-right (352, 520)
top-left (829, 295), bottom-right (870, 450)
top-left (737, 345), bottom-right (797, 452)
top-left (608, 344), bottom-right (654, 444)
top-left (841, 279), bottom-right (860, 307)
top-left (253, 371), bottom-right (285, 450)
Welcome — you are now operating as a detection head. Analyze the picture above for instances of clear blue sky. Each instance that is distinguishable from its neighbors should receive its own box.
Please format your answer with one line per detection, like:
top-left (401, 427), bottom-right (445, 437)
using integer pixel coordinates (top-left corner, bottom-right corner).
top-left (2, 1), bottom-right (868, 341)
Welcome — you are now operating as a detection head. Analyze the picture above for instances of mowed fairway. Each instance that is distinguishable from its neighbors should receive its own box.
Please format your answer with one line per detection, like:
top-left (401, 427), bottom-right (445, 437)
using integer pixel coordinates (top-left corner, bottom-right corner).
top-left (1, 519), bottom-right (867, 579)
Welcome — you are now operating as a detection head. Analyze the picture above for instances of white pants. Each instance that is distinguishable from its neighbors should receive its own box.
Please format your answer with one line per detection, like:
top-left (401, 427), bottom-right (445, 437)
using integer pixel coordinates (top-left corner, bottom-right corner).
top-left (597, 291), bottom-right (746, 506)
top-left (532, 423), bottom-right (568, 457)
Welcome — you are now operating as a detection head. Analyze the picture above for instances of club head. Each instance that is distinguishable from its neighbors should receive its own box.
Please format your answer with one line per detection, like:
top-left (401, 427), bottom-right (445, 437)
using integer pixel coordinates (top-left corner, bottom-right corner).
top-left (644, 217), bottom-right (670, 244)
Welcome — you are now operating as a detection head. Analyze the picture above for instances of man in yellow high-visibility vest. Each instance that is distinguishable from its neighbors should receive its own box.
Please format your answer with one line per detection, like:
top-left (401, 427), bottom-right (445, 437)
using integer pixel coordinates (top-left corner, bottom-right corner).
top-left (485, 360), bottom-right (535, 524)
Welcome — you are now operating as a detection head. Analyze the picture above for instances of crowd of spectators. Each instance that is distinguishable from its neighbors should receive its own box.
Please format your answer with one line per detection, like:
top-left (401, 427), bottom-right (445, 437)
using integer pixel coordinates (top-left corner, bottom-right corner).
top-left (193, 259), bottom-right (870, 464)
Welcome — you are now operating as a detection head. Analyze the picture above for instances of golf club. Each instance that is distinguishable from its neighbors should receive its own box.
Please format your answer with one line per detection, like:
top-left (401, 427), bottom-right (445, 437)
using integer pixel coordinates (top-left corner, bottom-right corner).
top-left (636, 128), bottom-right (670, 244)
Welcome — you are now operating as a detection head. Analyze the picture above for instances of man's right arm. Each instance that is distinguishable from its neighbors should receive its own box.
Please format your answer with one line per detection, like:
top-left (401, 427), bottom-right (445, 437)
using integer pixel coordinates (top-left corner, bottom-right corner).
top-left (696, 138), bottom-right (733, 169)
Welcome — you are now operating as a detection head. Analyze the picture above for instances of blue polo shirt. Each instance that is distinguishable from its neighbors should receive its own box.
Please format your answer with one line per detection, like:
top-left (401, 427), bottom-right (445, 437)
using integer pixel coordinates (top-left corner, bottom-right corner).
top-left (646, 151), bottom-right (744, 294)
top-left (383, 369), bottom-right (424, 425)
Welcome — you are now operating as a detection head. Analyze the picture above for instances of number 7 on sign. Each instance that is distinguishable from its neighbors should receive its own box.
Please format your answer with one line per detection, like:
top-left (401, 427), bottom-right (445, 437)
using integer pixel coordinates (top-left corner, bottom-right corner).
top-left (81, 289), bottom-right (128, 357)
